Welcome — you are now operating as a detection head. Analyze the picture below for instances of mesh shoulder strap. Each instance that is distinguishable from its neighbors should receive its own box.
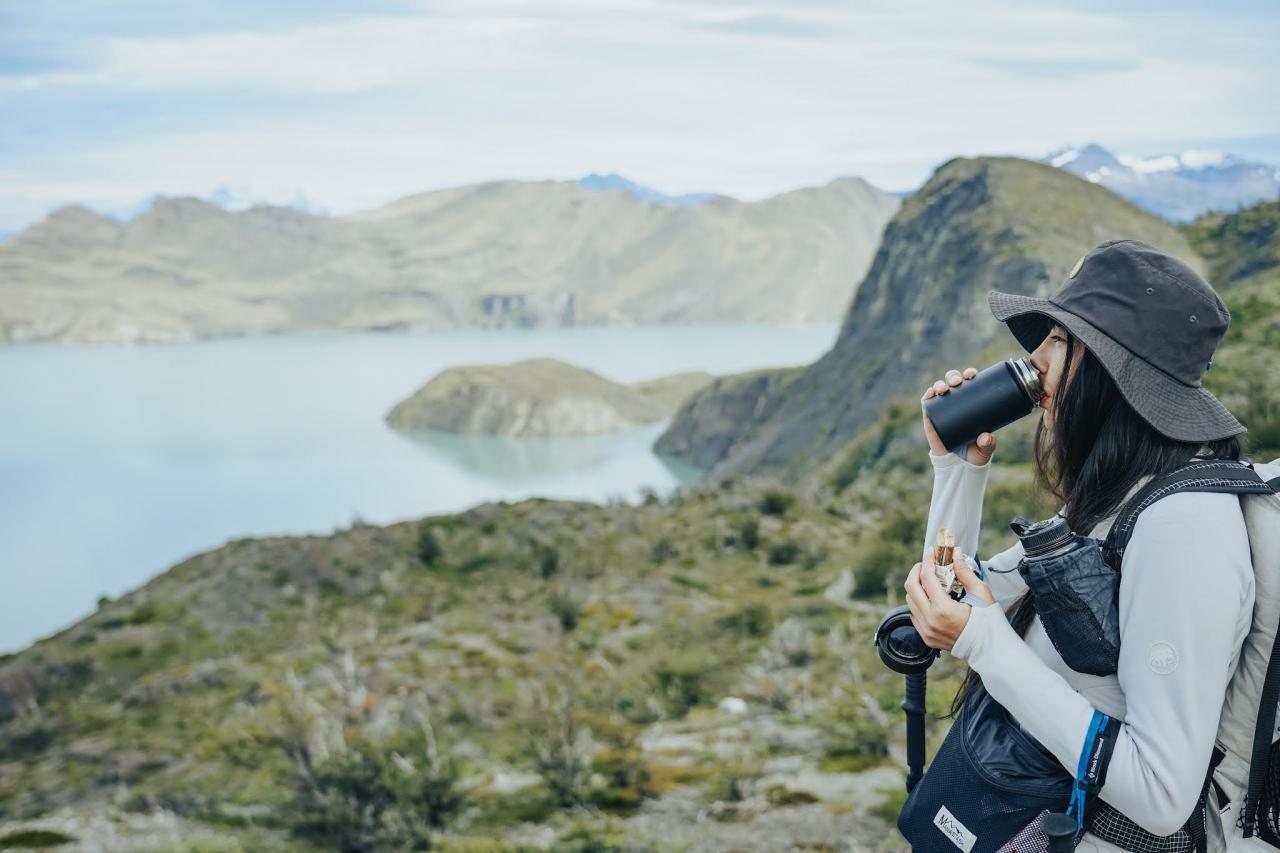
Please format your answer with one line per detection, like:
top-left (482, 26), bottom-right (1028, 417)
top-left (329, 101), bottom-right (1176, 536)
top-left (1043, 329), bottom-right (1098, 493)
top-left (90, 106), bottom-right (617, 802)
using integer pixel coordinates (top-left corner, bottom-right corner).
top-left (1101, 459), bottom-right (1276, 573)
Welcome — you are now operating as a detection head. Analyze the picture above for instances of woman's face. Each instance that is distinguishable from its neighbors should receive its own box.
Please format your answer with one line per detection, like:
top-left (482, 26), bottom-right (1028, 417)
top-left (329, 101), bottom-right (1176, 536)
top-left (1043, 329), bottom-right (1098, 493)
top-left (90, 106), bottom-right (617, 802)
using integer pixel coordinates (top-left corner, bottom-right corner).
top-left (1030, 323), bottom-right (1080, 429)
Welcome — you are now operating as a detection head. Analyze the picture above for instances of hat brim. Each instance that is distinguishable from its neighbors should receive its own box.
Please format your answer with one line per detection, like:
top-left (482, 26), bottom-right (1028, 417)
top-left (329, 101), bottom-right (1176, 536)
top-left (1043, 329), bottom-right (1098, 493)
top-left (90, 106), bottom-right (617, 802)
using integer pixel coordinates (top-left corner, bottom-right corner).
top-left (988, 290), bottom-right (1246, 443)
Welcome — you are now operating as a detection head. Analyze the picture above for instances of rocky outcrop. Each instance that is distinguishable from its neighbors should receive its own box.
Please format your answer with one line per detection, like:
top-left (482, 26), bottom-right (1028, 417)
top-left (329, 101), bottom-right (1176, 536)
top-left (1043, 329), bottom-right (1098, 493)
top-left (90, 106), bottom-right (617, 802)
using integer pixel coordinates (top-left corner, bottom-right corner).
top-left (657, 156), bottom-right (1204, 479)
top-left (653, 368), bottom-right (802, 470)
top-left (0, 176), bottom-right (899, 344)
top-left (385, 358), bottom-right (713, 437)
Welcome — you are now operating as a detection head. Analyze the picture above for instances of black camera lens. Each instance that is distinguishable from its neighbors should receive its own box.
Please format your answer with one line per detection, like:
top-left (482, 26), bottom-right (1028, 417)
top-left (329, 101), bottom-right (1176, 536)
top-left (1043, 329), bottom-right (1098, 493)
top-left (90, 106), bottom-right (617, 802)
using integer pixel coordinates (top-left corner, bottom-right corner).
top-left (874, 605), bottom-right (939, 674)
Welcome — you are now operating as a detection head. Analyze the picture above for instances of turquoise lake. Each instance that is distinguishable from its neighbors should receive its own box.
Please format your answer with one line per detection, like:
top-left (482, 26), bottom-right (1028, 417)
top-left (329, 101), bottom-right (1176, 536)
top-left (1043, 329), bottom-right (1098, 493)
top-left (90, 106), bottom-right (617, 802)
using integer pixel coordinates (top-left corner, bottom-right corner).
top-left (0, 324), bottom-right (837, 652)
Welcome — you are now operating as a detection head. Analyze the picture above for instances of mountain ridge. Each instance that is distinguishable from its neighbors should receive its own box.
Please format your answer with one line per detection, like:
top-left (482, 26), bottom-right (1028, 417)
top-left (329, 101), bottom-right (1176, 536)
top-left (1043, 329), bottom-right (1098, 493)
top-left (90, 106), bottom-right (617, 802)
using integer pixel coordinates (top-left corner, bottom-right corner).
top-left (656, 155), bottom-right (1205, 479)
top-left (0, 176), bottom-right (899, 344)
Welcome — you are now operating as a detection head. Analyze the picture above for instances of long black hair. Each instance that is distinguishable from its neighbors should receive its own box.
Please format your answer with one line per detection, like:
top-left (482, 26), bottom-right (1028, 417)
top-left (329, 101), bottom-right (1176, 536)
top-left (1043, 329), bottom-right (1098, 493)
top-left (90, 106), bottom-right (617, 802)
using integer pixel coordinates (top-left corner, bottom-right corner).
top-left (947, 321), bottom-right (1242, 717)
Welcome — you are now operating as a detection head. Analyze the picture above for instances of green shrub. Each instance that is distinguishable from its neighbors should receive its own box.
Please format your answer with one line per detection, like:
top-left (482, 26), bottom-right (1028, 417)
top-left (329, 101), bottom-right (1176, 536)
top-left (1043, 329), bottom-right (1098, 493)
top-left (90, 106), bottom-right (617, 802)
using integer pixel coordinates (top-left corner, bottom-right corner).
top-left (717, 603), bottom-right (773, 638)
top-left (549, 593), bottom-right (580, 632)
top-left (758, 490), bottom-right (794, 516)
top-left (417, 524), bottom-right (443, 567)
top-left (850, 507), bottom-right (926, 598)
top-left (766, 540), bottom-right (801, 566)
top-left (671, 574), bottom-right (711, 594)
top-left (654, 650), bottom-right (715, 718)
top-left (0, 830), bottom-right (78, 849)
top-left (538, 546), bottom-right (560, 579)
top-left (283, 733), bottom-right (462, 852)
top-left (126, 602), bottom-right (159, 625)
top-left (650, 537), bottom-right (677, 564)
top-left (734, 518), bottom-right (760, 550)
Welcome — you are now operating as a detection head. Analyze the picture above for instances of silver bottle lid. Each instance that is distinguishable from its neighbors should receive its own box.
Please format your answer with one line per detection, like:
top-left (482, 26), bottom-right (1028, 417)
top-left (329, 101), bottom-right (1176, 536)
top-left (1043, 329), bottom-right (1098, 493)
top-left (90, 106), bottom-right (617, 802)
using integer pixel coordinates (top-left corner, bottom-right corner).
top-left (1008, 357), bottom-right (1044, 405)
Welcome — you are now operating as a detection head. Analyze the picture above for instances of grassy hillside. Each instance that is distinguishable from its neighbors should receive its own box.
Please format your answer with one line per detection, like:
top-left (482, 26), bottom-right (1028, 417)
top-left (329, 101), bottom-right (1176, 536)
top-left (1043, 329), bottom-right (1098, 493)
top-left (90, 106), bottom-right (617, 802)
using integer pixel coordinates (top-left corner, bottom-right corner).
top-left (1186, 200), bottom-right (1280, 461)
top-left (0, 469), bottom-right (977, 850)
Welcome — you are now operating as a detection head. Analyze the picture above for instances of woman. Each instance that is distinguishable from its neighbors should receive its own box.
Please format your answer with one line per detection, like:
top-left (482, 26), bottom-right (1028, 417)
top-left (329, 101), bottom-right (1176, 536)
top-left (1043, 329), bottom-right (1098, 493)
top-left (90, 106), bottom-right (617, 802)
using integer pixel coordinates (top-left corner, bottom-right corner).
top-left (905, 239), bottom-right (1253, 851)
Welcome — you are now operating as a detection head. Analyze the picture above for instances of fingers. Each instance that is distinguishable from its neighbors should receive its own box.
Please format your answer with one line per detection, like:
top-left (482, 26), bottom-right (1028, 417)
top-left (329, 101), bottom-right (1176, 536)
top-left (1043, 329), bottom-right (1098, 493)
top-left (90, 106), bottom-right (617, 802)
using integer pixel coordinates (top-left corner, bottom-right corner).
top-left (923, 367), bottom-right (976, 401)
top-left (953, 548), bottom-right (995, 606)
top-left (920, 546), bottom-right (945, 599)
top-left (905, 591), bottom-right (923, 631)
top-left (904, 562), bottom-right (930, 614)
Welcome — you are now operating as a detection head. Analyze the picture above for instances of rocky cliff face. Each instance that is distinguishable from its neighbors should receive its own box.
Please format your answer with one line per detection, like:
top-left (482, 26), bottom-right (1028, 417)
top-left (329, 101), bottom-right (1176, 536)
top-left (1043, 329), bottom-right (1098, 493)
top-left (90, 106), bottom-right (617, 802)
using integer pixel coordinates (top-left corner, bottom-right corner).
top-left (657, 156), bottom-right (1205, 479)
top-left (0, 176), bottom-right (898, 344)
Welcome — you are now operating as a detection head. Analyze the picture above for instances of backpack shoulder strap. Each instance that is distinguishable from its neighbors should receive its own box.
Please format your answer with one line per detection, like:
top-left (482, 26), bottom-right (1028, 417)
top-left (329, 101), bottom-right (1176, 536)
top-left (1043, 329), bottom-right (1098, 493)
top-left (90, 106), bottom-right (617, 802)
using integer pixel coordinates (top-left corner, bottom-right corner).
top-left (1101, 458), bottom-right (1276, 573)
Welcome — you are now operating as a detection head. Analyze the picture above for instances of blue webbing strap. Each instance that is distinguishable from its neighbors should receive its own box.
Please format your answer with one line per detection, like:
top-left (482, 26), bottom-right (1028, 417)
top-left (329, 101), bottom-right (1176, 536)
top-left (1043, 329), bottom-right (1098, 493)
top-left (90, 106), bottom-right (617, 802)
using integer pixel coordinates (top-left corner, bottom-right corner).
top-left (1067, 710), bottom-right (1117, 838)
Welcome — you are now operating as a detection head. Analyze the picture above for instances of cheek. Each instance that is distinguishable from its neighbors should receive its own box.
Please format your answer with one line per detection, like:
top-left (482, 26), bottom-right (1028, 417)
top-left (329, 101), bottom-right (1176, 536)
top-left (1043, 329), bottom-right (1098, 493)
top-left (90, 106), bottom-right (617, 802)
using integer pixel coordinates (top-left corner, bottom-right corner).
top-left (1049, 352), bottom-right (1068, 386)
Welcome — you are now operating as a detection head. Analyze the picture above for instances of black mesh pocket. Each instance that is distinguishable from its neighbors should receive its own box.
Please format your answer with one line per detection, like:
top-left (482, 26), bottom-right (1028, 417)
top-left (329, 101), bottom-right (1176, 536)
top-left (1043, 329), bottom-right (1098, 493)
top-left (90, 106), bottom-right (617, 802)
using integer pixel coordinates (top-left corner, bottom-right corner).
top-left (1259, 738), bottom-right (1280, 847)
top-left (1019, 538), bottom-right (1121, 676)
top-left (899, 688), bottom-right (1073, 853)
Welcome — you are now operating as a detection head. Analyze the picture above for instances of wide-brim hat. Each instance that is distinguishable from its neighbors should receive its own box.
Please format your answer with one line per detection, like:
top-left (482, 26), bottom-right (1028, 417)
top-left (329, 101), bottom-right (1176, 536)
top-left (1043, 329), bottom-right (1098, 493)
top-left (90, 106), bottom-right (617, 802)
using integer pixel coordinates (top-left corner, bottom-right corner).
top-left (987, 239), bottom-right (1245, 443)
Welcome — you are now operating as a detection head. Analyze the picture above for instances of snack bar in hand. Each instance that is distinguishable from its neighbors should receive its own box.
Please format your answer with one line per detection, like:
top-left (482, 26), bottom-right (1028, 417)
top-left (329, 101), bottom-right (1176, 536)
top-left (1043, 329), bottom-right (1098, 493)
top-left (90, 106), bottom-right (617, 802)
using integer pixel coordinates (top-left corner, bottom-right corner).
top-left (934, 527), bottom-right (966, 600)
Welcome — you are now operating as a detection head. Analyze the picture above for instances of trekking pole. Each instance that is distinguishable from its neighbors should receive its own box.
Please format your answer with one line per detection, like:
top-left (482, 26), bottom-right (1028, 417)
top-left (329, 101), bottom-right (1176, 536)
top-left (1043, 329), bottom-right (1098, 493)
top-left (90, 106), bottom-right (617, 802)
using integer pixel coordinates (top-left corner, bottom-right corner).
top-left (874, 605), bottom-right (939, 793)
top-left (903, 670), bottom-right (927, 793)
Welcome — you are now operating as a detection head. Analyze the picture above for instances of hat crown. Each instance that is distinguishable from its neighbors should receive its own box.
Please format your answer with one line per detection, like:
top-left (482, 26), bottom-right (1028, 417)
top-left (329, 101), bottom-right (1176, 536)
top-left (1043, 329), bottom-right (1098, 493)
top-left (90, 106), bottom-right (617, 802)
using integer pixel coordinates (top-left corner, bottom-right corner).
top-left (1048, 239), bottom-right (1227, 387)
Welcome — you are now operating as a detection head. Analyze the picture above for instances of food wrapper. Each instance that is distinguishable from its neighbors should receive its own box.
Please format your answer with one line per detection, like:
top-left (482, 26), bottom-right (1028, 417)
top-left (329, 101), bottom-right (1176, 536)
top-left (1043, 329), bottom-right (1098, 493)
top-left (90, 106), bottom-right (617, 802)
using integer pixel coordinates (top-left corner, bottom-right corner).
top-left (934, 527), bottom-right (966, 600)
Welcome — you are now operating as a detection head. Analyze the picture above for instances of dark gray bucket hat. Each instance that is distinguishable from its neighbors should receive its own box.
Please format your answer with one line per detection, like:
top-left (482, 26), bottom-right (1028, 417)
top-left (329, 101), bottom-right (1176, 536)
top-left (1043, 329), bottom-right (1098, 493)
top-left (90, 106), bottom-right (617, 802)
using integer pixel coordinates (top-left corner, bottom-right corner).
top-left (988, 238), bottom-right (1245, 442)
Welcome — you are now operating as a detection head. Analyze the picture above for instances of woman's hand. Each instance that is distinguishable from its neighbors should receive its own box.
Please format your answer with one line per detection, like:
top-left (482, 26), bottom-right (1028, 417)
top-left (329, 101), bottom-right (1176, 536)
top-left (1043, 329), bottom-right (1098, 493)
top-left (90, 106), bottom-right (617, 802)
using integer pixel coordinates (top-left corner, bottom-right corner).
top-left (921, 366), bottom-right (997, 466)
top-left (904, 544), bottom-right (995, 651)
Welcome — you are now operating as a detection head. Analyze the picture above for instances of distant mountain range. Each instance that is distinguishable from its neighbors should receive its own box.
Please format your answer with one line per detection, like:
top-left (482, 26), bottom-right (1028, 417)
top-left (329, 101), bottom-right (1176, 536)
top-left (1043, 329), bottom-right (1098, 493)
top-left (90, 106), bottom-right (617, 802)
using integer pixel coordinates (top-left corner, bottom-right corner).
top-left (0, 175), bottom-right (898, 344)
top-left (103, 185), bottom-right (329, 223)
top-left (1042, 142), bottom-right (1280, 222)
top-left (578, 173), bottom-right (716, 207)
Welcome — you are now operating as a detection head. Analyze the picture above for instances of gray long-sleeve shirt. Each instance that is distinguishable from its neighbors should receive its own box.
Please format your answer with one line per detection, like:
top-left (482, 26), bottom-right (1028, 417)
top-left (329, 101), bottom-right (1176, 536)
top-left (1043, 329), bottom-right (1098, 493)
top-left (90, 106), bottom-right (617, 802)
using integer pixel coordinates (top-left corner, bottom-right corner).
top-left (921, 447), bottom-right (1253, 847)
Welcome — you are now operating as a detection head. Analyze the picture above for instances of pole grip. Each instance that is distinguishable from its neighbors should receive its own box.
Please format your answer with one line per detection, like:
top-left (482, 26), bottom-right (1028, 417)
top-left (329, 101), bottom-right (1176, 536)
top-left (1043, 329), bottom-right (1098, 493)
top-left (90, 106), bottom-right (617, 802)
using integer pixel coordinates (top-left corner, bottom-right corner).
top-left (1042, 812), bottom-right (1078, 853)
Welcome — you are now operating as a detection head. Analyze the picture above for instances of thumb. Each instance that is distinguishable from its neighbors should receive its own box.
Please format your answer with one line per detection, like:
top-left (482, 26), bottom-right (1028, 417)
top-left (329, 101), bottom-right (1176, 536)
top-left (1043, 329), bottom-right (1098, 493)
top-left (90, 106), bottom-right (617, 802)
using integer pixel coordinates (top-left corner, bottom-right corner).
top-left (968, 432), bottom-right (996, 465)
top-left (953, 548), bottom-right (994, 605)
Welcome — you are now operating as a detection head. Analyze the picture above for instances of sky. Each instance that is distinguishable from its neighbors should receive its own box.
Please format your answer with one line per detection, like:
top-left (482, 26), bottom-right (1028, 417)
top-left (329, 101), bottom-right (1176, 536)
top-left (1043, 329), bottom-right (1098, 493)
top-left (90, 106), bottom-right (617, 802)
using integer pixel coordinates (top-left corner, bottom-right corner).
top-left (2, 0), bottom-right (1279, 233)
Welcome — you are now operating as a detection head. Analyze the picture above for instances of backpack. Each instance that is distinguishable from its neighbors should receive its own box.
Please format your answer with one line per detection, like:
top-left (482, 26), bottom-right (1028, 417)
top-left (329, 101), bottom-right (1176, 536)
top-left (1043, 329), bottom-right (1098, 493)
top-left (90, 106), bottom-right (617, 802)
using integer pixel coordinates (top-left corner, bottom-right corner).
top-left (1092, 456), bottom-right (1280, 852)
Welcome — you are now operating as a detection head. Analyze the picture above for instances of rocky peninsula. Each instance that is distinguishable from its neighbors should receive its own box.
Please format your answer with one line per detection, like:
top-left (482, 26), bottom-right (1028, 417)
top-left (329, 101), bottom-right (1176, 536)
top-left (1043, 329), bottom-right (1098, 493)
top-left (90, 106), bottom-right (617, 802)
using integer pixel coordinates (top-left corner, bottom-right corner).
top-left (385, 358), bottom-right (713, 437)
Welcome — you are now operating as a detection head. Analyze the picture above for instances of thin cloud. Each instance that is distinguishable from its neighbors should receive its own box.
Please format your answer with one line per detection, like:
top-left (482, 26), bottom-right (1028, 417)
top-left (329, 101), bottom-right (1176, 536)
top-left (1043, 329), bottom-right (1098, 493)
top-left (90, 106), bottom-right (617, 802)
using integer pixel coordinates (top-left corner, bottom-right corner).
top-left (0, 0), bottom-right (1277, 232)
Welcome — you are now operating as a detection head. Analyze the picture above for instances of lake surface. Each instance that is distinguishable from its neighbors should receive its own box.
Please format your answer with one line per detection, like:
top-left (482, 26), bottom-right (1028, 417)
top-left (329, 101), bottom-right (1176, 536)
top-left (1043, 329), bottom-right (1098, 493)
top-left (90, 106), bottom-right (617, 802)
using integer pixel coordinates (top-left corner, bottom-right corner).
top-left (0, 324), bottom-right (836, 652)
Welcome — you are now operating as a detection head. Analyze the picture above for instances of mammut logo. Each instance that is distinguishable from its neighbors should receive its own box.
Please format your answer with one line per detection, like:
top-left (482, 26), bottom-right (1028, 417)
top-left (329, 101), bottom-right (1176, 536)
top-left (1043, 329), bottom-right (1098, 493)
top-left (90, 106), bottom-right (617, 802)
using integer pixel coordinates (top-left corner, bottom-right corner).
top-left (933, 805), bottom-right (977, 852)
top-left (1147, 642), bottom-right (1179, 675)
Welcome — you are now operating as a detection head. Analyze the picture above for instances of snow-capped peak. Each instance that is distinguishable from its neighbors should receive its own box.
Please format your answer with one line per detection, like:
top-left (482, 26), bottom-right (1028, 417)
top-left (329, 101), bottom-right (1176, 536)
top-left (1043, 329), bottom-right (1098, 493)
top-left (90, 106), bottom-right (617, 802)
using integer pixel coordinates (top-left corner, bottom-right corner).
top-left (1177, 149), bottom-right (1229, 169)
top-left (1117, 153), bottom-right (1180, 174)
top-left (1049, 149), bottom-right (1079, 168)
top-left (1042, 142), bottom-right (1280, 222)
top-left (1116, 150), bottom-right (1232, 174)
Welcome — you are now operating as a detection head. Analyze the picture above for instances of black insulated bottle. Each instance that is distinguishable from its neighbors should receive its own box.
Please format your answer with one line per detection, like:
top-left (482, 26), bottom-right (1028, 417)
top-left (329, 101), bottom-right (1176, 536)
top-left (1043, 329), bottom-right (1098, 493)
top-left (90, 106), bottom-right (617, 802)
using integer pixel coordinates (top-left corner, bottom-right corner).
top-left (922, 357), bottom-right (1043, 453)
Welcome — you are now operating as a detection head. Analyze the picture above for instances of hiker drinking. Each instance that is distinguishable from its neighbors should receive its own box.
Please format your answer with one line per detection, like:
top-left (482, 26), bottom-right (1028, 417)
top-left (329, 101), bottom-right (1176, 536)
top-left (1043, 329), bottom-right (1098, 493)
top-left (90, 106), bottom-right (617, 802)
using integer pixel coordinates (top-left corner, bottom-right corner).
top-left (893, 240), bottom-right (1280, 852)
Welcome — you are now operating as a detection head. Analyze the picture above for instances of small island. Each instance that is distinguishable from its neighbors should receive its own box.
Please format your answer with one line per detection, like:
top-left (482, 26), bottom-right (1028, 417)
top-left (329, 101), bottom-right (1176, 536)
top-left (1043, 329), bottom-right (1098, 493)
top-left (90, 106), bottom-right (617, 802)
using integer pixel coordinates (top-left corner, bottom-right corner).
top-left (385, 358), bottom-right (713, 437)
